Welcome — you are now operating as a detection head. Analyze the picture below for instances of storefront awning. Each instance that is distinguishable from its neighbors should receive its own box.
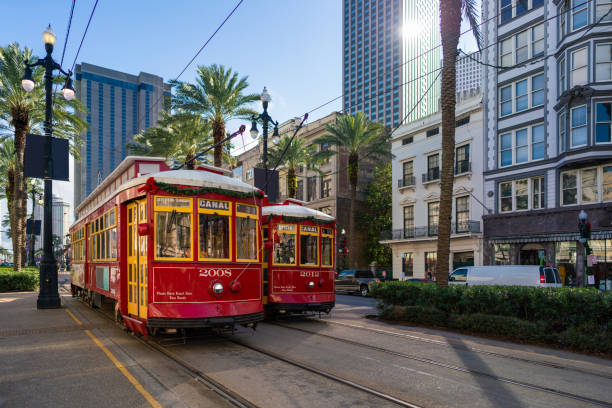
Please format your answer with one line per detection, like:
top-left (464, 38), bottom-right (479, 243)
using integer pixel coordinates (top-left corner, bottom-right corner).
top-left (488, 230), bottom-right (612, 244)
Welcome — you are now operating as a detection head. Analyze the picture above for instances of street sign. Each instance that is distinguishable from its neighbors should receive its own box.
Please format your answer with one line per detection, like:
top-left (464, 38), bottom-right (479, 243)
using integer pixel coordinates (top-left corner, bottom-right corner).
top-left (24, 133), bottom-right (69, 181)
top-left (26, 219), bottom-right (41, 235)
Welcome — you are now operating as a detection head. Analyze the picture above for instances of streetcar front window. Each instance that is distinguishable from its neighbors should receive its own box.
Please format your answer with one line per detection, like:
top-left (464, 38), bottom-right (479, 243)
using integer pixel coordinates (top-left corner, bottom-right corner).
top-left (199, 214), bottom-right (229, 260)
top-left (155, 211), bottom-right (192, 259)
top-left (236, 203), bottom-right (258, 261)
top-left (274, 224), bottom-right (296, 265)
top-left (300, 225), bottom-right (319, 266)
top-left (322, 236), bottom-right (333, 267)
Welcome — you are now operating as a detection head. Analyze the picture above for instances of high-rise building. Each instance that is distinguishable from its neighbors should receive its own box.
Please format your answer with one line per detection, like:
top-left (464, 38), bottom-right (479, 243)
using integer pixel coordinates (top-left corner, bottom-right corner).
top-left (342, 0), bottom-right (441, 128)
top-left (32, 194), bottom-right (70, 250)
top-left (455, 50), bottom-right (482, 97)
top-left (73, 63), bottom-right (170, 208)
top-left (480, 0), bottom-right (612, 288)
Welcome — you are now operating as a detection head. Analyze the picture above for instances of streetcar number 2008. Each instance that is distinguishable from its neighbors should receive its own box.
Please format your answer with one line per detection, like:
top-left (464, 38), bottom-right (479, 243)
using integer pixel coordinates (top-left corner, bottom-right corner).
top-left (299, 271), bottom-right (319, 277)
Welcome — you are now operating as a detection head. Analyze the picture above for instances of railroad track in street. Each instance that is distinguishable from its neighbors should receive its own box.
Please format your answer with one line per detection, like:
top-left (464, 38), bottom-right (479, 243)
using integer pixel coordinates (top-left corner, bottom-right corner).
top-left (61, 289), bottom-right (260, 408)
top-left (271, 322), bottom-right (612, 408)
top-left (318, 318), bottom-right (612, 380)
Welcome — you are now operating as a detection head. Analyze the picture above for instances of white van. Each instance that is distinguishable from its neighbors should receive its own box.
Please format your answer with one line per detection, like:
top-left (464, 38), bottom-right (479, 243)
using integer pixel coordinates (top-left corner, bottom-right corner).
top-left (449, 265), bottom-right (562, 287)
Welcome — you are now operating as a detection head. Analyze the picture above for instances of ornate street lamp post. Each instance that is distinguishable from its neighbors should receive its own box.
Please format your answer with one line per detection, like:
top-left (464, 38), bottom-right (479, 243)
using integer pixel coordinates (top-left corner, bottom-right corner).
top-left (22, 25), bottom-right (75, 309)
top-left (250, 87), bottom-right (279, 195)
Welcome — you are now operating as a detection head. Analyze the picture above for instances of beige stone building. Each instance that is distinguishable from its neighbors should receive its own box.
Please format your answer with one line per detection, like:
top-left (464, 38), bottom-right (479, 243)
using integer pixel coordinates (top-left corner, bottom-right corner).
top-left (233, 112), bottom-right (379, 268)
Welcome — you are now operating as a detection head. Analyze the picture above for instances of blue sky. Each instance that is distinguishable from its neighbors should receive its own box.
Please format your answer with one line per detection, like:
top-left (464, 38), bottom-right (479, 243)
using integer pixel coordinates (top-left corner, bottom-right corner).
top-left (0, 0), bottom-right (478, 246)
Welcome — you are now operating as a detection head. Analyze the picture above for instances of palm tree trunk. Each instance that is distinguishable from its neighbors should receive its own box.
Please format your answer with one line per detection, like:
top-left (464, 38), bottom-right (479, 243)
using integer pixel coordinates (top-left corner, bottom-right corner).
top-left (186, 152), bottom-right (196, 170)
top-left (7, 168), bottom-right (16, 268)
top-left (348, 153), bottom-right (359, 268)
top-left (288, 167), bottom-right (297, 199)
top-left (436, 0), bottom-right (462, 287)
top-left (11, 108), bottom-right (29, 272)
top-left (212, 117), bottom-right (225, 168)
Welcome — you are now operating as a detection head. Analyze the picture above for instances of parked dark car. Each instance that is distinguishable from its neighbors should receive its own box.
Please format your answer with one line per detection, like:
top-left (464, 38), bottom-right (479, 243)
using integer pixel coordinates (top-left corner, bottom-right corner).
top-left (335, 269), bottom-right (380, 296)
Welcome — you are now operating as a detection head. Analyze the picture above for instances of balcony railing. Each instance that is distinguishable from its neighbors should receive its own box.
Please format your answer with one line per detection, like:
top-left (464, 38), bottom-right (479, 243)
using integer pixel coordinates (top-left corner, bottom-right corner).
top-left (380, 220), bottom-right (481, 241)
top-left (398, 175), bottom-right (416, 188)
top-left (422, 167), bottom-right (440, 183)
top-left (455, 160), bottom-right (471, 175)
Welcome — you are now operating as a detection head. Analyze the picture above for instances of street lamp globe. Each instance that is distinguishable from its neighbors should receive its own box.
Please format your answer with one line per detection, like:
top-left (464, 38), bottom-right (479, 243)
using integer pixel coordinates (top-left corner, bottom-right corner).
top-left (250, 119), bottom-right (259, 139)
top-left (21, 67), bottom-right (35, 92)
top-left (62, 77), bottom-right (75, 101)
top-left (42, 25), bottom-right (56, 46)
top-left (578, 210), bottom-right (587, 222)
top-left (261, 86), bottom-right (271, 103)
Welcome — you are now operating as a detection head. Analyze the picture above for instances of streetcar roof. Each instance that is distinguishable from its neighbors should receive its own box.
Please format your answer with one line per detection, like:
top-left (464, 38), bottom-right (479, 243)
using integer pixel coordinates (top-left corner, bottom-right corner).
top-left (72, 168), bottom-right (261, 227)
top-left (262, 204), bottom-right (335, 222)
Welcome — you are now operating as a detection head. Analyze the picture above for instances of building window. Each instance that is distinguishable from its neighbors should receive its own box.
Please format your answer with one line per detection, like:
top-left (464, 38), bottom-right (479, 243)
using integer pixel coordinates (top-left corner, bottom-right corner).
top-left (425, 252), bottom-right (437, 278)
top-left (560, 165), bottom-right (612, 205)
top-left (498, 24), bottom-right (544, 66)
top-left (561, 172), bottom-right (578, 205)
top-left (296, 180), bottom-right (304, 200)
top-left (403, 206), bottom-right (414, 238)
top-left (401, 252), bottom-right (413, 277)
top-left (596, 0), bottom-right (612, 21)
top-left (499, 176), bottom-right (545, 212)
top-left (426, 127), bottom-right (439, 137)
top-left (455, 145), bottom-right (470, 174)
top-left (426, 154), bottom-right (440, 181)
top-left (570, 47), bottom-right (588, 88)
top-left (572, 0), bottom-right (588, 30)
top-left (246, 168), bottom-right (253, 180)
top-left (319, 206), bottom-right (332, 215)
top-left (455, 116), bottom-right (470, 127)
top-left (596, 102), bottom-right (612, 143)
top-left (571, 105), bottom-right (587, 147)
top-left (428, 202), bottom-right (439, 236)
top-left (401, 161), bottom-right (414, 186)
top-left (596, 43), bottom-right (612, 82)
top-left (307, 176), bottom-right (317, 201)
top-left (559, 112), bottom-right (567, 153)
top-left (500, 0), bottom-right (543, 23)
top-left (558, 57), bottom-right (566, 95)
top-left (455, 196), bottom-right (469, 233)
top-left (321, 178), bottom-right (331, 198)
top-left (559, 3), bottom-right (567, 36)
top-left (499, 123), bottom-right (545, 167)
top-left (499, 72), bottom-right (544, 117)
top-left (402, 136), bottom-right (413, 145)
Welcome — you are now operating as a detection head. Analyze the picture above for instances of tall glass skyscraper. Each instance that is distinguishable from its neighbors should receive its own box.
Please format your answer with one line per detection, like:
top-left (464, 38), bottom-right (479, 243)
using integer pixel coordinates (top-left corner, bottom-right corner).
top-left (342, 0), bottom-right (441, 128)
top-left (73, 63), bottom-right (170, 208)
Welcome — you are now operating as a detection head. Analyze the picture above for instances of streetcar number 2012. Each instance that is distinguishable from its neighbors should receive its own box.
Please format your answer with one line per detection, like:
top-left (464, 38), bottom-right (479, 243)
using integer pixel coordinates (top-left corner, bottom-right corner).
top-left (300, 271), bottom-right (319, 277)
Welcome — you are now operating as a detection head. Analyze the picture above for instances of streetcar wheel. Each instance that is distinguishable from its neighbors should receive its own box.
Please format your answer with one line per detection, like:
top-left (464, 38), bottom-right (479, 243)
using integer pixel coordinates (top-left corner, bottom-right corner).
top-left (360, 285), bottom-right (369, 297)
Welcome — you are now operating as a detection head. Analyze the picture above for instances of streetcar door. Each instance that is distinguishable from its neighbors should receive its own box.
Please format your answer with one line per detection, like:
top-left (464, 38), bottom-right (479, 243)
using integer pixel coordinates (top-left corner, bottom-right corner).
top-left (127, 203), bottom-right (138, 315)
top-left (137, 199), bottom-right (148, 319)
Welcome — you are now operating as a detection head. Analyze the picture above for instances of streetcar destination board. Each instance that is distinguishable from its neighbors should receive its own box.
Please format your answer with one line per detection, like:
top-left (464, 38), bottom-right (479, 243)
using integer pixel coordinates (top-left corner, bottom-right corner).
top-left (301, 226), bottom-right (318, 233)
top-left (199, 199), bottom-right (230, 211)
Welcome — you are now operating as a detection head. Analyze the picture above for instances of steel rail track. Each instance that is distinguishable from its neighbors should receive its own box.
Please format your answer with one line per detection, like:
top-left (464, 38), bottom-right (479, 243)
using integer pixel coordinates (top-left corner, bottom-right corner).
top-left (272, 322), bottom-right (612, 408)
top-left (318, 318), bottom-right (612, 380)
top-left (61, 290), bottom-right (259, 408)
top-left (226, 336), bottom-right (424, 408)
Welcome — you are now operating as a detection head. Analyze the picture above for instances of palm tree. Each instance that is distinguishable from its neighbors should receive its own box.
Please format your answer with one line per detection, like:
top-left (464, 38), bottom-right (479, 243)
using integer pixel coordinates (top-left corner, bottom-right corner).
top-left (0, 43), bottom-right (87, 271)
top-left (267, 135), bottom-right (324, 199)
top-left (314, 112), bottom-right (391, 267)
top-left (171, 64), bottom-right (259, 167)
top-left (436, 0), bottom-right (481, 287)
top-left (127, 111), bottom-right (212, 169)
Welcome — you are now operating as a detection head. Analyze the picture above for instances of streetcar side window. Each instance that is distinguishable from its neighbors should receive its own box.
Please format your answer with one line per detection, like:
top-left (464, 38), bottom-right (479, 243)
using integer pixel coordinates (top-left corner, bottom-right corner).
top-left (154, 197), bottom-right (193, 260)
top-left (300, 225), bottom-right (319, 266)
top-left (274, 224), bottom-right (296, 265)
top-left (198, 199), bottom-right (231, 261)
top-left (321, 228), bottom-right (334, 267)
top-left (236, 204), bottom-right (258, 261)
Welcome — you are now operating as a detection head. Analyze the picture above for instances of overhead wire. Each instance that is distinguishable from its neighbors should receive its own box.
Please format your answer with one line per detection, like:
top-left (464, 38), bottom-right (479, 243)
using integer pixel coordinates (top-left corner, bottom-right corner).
top-left (70, 0), bottom-right (100, 72)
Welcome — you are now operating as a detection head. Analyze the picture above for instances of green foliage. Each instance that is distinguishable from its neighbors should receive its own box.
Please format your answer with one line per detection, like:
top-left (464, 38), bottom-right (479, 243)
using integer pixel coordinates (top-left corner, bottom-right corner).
top-left (359, 163), bottom-right (392, 266)
top-left (371, 281), bottom-right (612, 353)
top-left (0, 267), bottom-right (38, 292)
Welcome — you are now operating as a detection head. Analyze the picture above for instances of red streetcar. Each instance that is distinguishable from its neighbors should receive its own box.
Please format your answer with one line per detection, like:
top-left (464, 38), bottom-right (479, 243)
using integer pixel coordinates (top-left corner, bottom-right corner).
top-left (261, 200), bottom-right (336, 316)
top-left (70, 156), bottom-right (264, 335)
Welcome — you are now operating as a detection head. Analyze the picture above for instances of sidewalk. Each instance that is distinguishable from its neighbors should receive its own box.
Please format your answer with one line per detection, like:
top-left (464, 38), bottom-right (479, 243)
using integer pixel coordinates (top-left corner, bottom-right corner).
top-left (0, 291), bottom-right (231, 408)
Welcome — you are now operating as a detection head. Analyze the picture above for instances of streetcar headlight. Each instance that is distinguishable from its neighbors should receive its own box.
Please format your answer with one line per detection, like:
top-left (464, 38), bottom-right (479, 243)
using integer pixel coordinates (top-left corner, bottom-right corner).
top-left (212, 283), bottom-right (224, 294)
top-left (308, 281), bottom-right (315, 289)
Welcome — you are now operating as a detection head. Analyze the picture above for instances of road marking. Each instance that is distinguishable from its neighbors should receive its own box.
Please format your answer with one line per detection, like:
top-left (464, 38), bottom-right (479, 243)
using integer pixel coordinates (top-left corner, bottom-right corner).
top-left (64, 307), bottom-right (162, 408)
top-left (65, 308), bottom-right (82, 326)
